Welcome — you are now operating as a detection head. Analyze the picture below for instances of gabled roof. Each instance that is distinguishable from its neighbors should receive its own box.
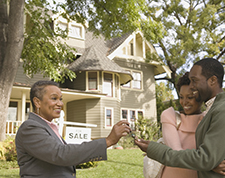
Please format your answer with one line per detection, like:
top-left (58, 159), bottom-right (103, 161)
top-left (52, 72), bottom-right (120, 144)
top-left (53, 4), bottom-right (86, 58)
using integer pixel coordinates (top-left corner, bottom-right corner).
top-left (107, 31), bottom-right (172, 78)
top-left (108, 33), bottom-right (131, 55)
top-left (68, 46), bottom-right (133, 84)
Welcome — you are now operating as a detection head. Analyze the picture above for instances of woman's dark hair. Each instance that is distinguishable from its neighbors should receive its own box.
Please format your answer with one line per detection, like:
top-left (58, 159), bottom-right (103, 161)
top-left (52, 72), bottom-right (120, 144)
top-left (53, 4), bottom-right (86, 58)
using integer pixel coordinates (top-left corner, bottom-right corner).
top-left (30, 80), bottom-right (59, 109)
top-left (177, 72), bottom-right (190, 92)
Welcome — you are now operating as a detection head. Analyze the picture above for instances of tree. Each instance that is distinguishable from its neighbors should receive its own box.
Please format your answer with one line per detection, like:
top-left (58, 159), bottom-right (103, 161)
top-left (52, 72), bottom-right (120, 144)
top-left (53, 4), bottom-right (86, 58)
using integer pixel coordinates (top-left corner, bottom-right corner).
top-left (0, 0), bottom-right (76, 141)
top-left (145, 0), bottom-right (225, 95)
top-left (64, 0), bottom-right (225, 95)
top-left (63, 0), bottom-right (164, 41)
top-left (0, 0), bottom-right (25, 141)
top-left (0, 0), bottom-right (162, 141)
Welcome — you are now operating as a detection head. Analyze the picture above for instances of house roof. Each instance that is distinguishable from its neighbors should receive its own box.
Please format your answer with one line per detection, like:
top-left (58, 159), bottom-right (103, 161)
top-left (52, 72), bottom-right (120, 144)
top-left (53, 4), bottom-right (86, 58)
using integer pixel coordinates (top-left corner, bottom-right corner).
top-left (107, 33), bottom-right (131, 55)
top-left (107, 31), bottom-right (172, 78)
top-left (68, 46), bottom-right (133, 84)
top-left (11, 83), bottom-right (106, 104)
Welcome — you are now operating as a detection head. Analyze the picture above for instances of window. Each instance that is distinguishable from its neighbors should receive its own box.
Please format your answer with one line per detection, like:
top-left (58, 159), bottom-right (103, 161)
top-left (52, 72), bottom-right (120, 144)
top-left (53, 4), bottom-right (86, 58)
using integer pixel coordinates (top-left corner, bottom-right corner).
top-left (69, 25), bottom-right (82, 38)
top-left (138, 111), bottom-right (143, 119)
top-left (132, 71), bottom-right (141, 89)
top-left (103, 73), bottom-right (113, 96)
top-left (121, 109), bottom-right (144, 130)
top-left (122, 70), bottom-right (131, 88)
top-left (7, 101), bottom-right (31, 121)
top-left (130, 43), bottom-right (134, 55)
top-left (88, 72), bottom-right (98, 90)
top-left (25, 103), bottom-right (31, 120)
top-left (130, 110), bottom-right (136, 122)
top-left (58, 22), bottom-right (67, 31)
top-left (7, 102), bottom-right (18, 121)
top-left (122, 70), bottom-right (142, 90)
top-left (122, 110), bottom-right (128, 120)
top-left (105, 108), bottom-right (113, 127)
top-left (130, 110), bottom-right (136, 130)
top-left (115, 75), bottom-right (120, 98)
top-left (123, 80), bottom-right (131, 88)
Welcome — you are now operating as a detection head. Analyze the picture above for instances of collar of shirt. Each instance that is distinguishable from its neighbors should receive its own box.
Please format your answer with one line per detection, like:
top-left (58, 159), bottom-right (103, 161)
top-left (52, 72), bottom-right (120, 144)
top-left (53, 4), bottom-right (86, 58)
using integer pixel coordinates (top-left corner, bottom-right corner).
top-left (32, 112), bottom-right (63, 143)
top-left (205, 96), bottom-right (216, 114)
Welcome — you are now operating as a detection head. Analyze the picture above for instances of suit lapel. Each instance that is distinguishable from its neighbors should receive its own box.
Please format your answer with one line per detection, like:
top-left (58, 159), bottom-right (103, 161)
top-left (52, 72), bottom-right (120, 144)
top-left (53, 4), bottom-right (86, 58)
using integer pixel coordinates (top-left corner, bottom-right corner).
top-left (29, 112), bottom-right (63, 144)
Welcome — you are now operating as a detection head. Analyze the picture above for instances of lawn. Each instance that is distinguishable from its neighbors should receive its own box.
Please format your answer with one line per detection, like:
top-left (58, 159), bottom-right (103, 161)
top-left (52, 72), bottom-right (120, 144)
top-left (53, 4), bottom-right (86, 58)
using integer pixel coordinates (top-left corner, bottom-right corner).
top-left (0, 149), bottom-right (145, 178)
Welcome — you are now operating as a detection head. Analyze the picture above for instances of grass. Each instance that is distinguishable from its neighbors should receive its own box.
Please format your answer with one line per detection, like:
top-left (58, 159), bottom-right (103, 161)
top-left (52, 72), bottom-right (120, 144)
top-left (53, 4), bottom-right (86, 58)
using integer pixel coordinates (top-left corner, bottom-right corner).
top-left (0, 160), bottom-right (20, 178)
top-left (0, 149), bottom-right (144, 178)
top-left (77, 149), bottom-right (144, 178)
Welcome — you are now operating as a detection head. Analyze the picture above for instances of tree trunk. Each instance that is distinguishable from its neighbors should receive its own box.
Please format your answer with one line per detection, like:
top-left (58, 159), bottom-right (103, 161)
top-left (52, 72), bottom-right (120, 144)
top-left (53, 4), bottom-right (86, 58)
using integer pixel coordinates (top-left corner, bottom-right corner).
top-left (0, 0), bottom-right (24, 141)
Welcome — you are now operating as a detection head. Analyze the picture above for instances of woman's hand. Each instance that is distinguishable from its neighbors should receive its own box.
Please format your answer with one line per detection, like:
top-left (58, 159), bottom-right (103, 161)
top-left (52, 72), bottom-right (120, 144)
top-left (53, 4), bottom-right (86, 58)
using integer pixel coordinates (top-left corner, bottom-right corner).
top-left (213, 160), bottom-right (225, 175)
top-left (106, 120), bottom-right (131, 147)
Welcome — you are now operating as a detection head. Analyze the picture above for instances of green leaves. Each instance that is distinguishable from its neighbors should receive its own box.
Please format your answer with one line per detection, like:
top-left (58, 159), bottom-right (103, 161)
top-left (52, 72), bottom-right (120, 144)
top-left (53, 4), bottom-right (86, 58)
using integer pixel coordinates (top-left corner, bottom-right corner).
top-left (64, 0), bottom-right (160, 39)
top-left (22, 0), bottom-right (225, 86)
top-left (22, 1), bottom-right (76, 82)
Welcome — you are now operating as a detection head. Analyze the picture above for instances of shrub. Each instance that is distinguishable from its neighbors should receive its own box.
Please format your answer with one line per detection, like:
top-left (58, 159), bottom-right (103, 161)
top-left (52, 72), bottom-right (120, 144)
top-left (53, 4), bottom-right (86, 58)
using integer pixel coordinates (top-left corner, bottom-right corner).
top-left (135, 116), bottom-right (162, 141)
top-left (76, 161), bottom-right (98, 169)
top-left (118, 133), bottom-right (138, 149)
top-left (0, 136), bottom-right (17, 161)
top-left (0, 142), bottom-right (5, 160)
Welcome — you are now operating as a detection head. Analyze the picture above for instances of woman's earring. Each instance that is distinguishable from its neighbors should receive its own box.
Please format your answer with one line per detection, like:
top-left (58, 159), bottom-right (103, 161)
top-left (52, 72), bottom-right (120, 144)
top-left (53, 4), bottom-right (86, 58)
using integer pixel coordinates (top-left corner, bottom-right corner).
top-left (37, 108), bottom-right (40, 115)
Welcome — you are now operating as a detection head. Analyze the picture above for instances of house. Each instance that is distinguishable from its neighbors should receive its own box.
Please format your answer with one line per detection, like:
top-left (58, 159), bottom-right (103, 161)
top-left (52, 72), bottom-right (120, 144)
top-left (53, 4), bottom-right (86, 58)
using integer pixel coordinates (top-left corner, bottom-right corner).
top-left (6, 15), bottom-right (171, 139)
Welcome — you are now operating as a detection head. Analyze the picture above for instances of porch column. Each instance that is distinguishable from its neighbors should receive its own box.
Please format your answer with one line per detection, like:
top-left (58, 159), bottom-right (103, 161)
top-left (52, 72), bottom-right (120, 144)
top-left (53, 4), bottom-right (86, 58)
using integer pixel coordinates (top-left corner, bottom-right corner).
top-left (21, 91), bottom-right (26, 122)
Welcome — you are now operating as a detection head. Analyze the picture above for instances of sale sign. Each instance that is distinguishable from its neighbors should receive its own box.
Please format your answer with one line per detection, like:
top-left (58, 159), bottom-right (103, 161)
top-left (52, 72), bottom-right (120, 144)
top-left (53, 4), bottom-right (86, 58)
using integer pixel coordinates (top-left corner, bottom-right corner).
top-left (65, 127), bottom-right (91, 144)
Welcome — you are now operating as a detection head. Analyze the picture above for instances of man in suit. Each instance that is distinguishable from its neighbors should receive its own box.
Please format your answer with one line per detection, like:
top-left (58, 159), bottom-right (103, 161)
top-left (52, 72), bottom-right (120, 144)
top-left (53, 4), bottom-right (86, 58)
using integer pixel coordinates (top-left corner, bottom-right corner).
top-left (135, 58), bottom-right (225, 177)
top-left (16, 80), bottom-right (131, 178)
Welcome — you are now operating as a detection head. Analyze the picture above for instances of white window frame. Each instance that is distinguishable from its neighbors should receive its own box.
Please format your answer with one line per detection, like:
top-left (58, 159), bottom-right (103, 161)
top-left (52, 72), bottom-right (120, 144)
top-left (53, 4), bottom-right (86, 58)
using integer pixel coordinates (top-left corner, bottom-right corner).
top-left (69, 24), bottom-right (83, 39)
top-left (105, 107), bottom-right (114, 128)
top-left (121, 109), bottom-right (128, 120)
top-left (102, 72), bottom-right (114, 97)
top-left (114, 74), bottom-right (121, 99)
top-left (121, 108), bottom-right (144, 130)
top-left (8, 100), bottom-right (32, 122)
top-left (132, 71), bottom-right (141, 89)
top-left (55, 18), bottom-right (85, 40)
top-left (122, 70), bottom-right (143, 90)
top-left (58, 21), bottom-right (68, 31)
top-left (86, 71), bottom-right (99, 91)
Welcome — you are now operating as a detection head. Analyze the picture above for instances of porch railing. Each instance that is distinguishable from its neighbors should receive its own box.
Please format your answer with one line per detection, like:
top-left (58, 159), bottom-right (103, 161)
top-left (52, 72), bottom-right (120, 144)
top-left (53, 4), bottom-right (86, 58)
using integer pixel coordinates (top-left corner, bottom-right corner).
top-left (6, 119), bottom-right (97, 137)
top-left (6, 121), bottom-right (22, 136)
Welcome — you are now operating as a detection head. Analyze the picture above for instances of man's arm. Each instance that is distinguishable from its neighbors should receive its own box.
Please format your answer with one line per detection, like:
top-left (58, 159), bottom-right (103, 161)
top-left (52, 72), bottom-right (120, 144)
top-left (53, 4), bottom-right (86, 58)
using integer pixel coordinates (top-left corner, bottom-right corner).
top-left (135, 109), bottom-right (225, 171)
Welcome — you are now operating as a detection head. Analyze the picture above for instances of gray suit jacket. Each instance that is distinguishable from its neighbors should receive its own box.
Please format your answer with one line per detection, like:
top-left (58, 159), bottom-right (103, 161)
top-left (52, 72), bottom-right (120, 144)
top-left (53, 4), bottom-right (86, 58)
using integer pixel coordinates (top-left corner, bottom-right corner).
top-left (16, 112), bottom-right (107, 178)
top-left (147, 92), bottom-right (225, 178)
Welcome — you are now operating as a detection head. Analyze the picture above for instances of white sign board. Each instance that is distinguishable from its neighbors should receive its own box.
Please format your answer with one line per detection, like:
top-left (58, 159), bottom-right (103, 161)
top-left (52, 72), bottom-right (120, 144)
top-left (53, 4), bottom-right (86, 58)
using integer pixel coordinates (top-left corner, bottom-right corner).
top-left (65, 127), bottom-right (91, 144)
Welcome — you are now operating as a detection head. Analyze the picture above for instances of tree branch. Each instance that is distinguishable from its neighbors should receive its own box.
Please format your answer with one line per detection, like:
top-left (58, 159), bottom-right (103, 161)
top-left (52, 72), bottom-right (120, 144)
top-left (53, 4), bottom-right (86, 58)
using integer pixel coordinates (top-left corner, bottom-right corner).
top-left (216, 49), bottom-right (225, 60)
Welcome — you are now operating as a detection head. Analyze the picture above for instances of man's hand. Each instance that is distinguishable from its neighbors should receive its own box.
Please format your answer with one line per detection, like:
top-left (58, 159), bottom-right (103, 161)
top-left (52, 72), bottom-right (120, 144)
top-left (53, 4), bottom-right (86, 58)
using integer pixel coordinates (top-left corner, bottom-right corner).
top-left (213, 160), bottom-right (225, 175)
top-left (106, 120), bottom-right (131, 147)
top-left (134, 138), bottom-right (150, 152)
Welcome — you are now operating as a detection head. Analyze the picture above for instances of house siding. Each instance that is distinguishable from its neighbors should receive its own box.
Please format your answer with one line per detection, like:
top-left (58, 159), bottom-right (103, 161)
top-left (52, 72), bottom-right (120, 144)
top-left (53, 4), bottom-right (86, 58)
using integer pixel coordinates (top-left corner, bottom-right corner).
top-left (67, 100), bottom-right (86, 123)
top-left (14, 62), bottom-right (47, 85)
top-left (61, 71), bottom-right (86, 90)
top-left (66, 98), bottom-right (102, 139)
top-left (113, 57), bottom-right (157, 120)
top-left (100, 98), bottom-right (120, 138)
top-left (85, 99), bottom-right (102, 138)
top-left (66, 97), bottom-right (120, 139)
